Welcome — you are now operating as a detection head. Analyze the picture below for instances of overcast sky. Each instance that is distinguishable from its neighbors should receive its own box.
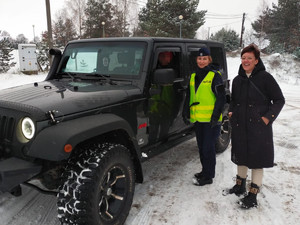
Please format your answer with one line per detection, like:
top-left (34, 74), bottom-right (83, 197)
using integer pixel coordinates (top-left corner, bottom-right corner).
top-left (197, 0), bottom-right (278, 38)
top-left (0, 0), bottom-right (278, 41)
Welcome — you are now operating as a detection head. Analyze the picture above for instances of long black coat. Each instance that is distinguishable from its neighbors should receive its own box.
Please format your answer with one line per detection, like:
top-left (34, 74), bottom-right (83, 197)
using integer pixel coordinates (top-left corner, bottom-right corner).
top-left (229, 58), bottom-right (285, 168)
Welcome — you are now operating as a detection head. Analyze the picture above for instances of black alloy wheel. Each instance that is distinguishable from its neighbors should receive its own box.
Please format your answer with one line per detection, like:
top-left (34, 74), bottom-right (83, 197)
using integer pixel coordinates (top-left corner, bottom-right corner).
top-left (57, 143), bottom-right (135, 225)
top-left (216, 116), bottom-right (231, 153)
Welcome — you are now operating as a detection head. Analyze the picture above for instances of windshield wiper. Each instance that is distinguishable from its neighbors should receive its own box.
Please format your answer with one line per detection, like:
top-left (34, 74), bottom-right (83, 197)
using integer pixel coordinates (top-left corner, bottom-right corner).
top-left (85, 73), bottom-right (116, 85)
top-left (57, 72), bottom-right (77, 81)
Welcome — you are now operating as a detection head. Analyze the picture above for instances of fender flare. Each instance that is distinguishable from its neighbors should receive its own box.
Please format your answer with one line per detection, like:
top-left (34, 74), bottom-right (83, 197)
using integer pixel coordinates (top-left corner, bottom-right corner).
top-left (28, 114), bottom-right (140, 161)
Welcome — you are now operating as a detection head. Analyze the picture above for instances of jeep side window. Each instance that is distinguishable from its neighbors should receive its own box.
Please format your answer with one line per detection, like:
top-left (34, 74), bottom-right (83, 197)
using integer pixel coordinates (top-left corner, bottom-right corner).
top-left (155, 51), bottom-right (180, 76)
top-left (188, 50), bottom-right (199, 74)
top-left (210, 47), bottom-right (225, 75)
top-left (148, 48), bottom-right (183, 143)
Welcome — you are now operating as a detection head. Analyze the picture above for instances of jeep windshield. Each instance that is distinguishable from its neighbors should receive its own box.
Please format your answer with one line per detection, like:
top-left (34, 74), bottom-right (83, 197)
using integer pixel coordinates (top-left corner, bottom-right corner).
top-left (57, 41), bottom-right (147, 80)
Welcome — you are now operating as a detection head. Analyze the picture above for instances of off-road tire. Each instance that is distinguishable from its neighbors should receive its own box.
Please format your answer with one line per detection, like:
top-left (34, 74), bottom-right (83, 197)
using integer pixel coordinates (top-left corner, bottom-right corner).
top-left (216, 116), bottom-right (231, 153)
top-left (57, 143), bottom-right (135, 225)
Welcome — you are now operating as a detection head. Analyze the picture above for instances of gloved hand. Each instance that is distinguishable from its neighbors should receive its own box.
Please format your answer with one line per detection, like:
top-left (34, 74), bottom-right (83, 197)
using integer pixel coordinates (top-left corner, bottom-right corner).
top-left (210, 118), bottom-right (220, 128)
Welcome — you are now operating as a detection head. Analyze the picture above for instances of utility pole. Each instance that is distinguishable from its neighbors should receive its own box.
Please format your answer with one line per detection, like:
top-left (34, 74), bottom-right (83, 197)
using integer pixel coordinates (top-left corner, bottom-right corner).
top-left (240, 13), bottom-right (246, 48)
top-left (45, 0), bottom-right (53, 65)
top-left (32, 25), bottom-right (36, 43)
top-left (123, 0), bottom-right (127, 37)
top-left (207, 27), bottom-right (210, 40)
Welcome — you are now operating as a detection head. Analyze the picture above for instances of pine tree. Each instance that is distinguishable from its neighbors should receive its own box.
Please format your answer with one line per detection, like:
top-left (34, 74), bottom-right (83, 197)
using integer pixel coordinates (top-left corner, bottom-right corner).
top-left (109, 5), bottom-right (130, 37)
top-left (210, 28), bottom-right (240, 52)
top-left (53, 16), bottom-right (77, 48)
top-left (83, 0), bottom-right (104, 38)
top-left (137, 0), bottom-right (206, 38)
top-left (83, 0), bottom-right (130, 38)
top-left (252, 0), bottom-right (300, 53)
top-left (37, 32), bottom-right (50, 71)
top-left (0, 37), bottom-right (16, 73)
top-left (111, 0), bottom-right (135, 37)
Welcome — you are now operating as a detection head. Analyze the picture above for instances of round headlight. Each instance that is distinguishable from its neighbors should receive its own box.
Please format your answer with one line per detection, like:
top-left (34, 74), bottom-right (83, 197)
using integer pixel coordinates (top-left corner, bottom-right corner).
top-left (21, 117), bottom-right (35, 139)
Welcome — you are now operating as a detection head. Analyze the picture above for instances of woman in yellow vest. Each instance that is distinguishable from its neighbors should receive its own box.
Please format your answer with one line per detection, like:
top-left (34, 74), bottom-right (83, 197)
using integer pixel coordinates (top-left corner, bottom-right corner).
top-left (183, 47), bottom-right (226, 186)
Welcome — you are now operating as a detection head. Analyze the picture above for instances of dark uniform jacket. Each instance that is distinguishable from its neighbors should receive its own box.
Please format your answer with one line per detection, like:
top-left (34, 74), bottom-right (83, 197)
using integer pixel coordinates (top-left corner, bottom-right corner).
top-left (229, 58), bottom-right (285, 168)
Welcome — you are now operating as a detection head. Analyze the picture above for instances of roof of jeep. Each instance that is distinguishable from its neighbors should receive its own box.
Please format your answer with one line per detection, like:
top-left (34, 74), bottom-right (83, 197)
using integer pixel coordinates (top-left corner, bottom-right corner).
top-left (67, 37), bottom-right (223, 45)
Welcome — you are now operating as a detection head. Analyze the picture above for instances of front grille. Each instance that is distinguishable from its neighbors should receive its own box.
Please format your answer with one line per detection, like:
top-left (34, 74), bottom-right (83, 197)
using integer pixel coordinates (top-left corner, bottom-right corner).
top-left (0, 115), bottom-right (16, 142)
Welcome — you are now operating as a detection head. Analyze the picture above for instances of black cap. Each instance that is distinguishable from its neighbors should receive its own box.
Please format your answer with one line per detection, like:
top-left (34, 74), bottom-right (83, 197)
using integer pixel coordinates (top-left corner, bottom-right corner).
top-left (198, 47), bottom-right (210, 56)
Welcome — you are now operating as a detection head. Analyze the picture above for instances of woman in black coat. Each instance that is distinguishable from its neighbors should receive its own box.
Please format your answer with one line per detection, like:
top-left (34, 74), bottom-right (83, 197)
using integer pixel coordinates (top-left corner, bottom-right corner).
top-left (227, 44), bottom-right (285, 209)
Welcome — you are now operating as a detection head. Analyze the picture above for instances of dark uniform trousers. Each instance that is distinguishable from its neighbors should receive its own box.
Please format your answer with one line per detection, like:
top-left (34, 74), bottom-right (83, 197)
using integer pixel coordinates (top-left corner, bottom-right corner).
top-left (194, 122), bottom-right (220, 179)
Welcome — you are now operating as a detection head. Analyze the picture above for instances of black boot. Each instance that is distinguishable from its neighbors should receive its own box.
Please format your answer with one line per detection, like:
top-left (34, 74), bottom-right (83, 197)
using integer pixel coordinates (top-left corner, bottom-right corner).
top-left (193, 176), bottom-right (213, 186)
top-left (194, 171), bottom-right (203, 179)
top-left (229, 175), bottom-right (246, 196)
top-left (238, 183), bottom-right (259, 209)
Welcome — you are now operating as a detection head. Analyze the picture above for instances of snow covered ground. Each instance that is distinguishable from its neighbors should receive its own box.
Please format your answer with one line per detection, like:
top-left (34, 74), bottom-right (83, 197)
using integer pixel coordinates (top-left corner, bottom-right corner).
top-left (0, 54), bottom-right (299, 225)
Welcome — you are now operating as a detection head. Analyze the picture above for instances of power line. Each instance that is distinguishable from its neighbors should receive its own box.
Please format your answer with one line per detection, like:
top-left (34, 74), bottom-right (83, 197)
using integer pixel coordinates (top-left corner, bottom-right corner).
top-left (111, 0), bottom-right (146, 7)
top-left (206, 12), bottom-right (243, 17)
top-left (127, 0), bottom-right (147, 7)
top-left (205, 12), bottom-right (243, 26)
top-left (205, 13), bottom-right (243, 20)
top-left (206, 16), bottom-right (242, 20)
top-left (207, 19), bottom-right (243, 28)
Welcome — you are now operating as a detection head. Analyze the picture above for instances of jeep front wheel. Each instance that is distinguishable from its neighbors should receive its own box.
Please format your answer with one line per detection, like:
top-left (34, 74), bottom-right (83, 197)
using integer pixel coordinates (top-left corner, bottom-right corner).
top-left (57, 143), bottom-right (135, 225)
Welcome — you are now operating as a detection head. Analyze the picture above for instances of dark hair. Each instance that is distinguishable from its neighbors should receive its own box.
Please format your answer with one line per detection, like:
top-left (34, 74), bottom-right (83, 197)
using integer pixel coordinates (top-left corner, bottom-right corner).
top-left (241, 44), bottom-right (260, 59)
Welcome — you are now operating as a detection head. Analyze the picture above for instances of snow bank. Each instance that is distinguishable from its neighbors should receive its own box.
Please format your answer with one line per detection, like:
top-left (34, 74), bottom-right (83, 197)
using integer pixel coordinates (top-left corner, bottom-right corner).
top-left (227, 53), bottom-right (300, 86)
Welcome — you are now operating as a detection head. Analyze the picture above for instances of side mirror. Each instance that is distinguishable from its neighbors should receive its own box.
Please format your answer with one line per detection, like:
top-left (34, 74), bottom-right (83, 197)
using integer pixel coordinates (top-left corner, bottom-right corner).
top-left (153, 68), bottom-right (177, 85)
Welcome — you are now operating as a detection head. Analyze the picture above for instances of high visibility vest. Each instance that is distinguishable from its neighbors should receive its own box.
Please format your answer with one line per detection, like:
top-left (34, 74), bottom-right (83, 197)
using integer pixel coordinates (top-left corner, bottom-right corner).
top-left (189, 71), bottom-right (222, 123)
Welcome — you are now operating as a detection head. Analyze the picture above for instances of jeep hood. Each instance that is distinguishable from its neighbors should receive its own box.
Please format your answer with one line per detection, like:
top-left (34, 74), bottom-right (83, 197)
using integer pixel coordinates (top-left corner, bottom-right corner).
top-left (0, 80), bottom-right (142, 120)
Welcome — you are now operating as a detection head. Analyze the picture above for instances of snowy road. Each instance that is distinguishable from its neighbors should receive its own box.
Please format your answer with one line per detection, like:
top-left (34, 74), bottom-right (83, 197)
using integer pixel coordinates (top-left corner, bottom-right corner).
top-left (0, 56), bottom-right (299, 225)
top-left (125, 82), bottom-right (300, 225)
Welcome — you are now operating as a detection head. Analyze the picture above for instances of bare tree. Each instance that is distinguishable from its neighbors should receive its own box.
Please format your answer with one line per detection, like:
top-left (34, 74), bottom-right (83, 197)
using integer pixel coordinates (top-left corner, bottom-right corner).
top-left (65, 0), bottom-right (87, 38)
top-left (111, 0), bottom-right (140, 36)
top-left (254, 0), bottom-right (270, 47)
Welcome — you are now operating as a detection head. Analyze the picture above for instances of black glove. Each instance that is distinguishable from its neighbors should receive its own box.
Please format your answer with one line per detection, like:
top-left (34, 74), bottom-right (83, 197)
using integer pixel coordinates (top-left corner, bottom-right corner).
top-left (210, 118), bottom-right (220, 128)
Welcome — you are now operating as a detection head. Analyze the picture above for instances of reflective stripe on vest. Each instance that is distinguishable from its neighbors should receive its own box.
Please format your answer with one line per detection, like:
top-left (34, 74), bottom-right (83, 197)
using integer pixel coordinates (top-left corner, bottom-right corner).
top-left (189, 71), bottom-right (222, 123)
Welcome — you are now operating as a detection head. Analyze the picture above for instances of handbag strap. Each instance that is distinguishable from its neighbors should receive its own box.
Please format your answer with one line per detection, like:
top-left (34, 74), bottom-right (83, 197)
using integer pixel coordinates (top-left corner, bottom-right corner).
top-left (249, 80), bottom-right (269, 102)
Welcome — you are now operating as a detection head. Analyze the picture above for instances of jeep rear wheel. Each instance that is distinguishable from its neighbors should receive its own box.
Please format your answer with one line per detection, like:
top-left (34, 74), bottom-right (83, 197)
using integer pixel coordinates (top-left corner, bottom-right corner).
top-left (216, 116), bottom-right (231, 153)
top-left (57, 143), bottom-right (135, 225)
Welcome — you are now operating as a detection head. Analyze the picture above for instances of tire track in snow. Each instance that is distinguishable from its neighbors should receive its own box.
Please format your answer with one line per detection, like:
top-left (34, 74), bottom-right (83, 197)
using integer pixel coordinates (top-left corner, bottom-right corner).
top-left (0, 186), bottom-right (59, 225)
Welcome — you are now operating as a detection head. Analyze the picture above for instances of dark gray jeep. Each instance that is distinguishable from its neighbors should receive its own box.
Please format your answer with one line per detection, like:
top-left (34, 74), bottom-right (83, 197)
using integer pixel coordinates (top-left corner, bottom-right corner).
top-left (0, 37), bottom-right (231, 225)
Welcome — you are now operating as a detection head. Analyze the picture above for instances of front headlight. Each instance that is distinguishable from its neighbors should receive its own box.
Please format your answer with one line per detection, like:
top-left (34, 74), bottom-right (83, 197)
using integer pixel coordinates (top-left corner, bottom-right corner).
top-left (21, 117), bottom-right (35, 139)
